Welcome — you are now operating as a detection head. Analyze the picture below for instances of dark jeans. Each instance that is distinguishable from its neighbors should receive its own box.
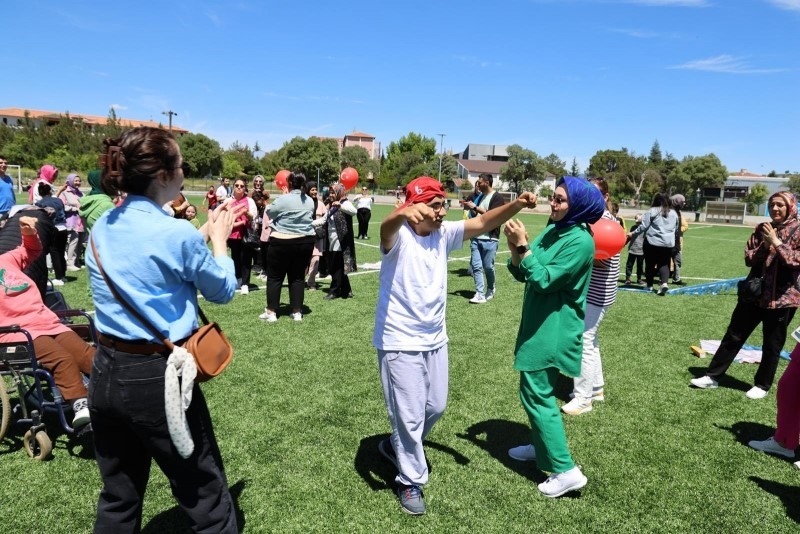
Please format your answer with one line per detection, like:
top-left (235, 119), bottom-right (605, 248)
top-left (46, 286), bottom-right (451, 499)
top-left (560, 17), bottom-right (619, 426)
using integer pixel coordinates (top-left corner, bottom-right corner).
top-left (266, 237), bottom-right (315, 312)
top-left (51, 228), bottom-right (68, 279)
top-left (643, 239), bottom-right (672, 287)
top-left (227, 238), bottom-right (251, 287)
top-left (356, 208), bottom-right (371, 238)
top-left (328, 250), bottom-right (352, 297)
top-left (88, 345), bottom-right (236, 534)
top-left (625, 253), bottom-right (644, 281)
top-left (706, 300), bottom-right (796, 390)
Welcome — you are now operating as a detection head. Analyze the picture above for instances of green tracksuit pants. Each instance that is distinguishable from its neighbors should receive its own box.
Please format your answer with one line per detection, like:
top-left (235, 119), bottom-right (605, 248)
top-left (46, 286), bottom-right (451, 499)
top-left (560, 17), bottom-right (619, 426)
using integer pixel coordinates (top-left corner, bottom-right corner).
top-left (519, 368), bottom-right (575, 473)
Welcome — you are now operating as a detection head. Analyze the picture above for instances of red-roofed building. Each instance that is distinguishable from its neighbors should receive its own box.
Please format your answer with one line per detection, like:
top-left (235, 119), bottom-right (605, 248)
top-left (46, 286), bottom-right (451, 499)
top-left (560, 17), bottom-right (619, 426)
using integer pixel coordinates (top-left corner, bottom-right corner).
top-left (0, 107), bottom-right (189, 134)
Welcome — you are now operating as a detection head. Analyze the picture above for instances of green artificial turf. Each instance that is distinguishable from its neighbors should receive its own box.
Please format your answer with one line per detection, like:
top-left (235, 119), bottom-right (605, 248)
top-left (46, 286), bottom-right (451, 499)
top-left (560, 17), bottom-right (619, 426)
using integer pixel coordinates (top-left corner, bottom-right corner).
top-left (2, 205), bottom-right (799, 533)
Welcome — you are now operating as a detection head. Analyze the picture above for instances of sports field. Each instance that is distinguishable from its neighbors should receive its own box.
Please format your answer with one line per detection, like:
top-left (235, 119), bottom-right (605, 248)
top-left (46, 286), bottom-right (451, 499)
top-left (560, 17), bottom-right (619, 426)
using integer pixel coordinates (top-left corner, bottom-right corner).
top-left (3, 203), bottom-right (798, 532)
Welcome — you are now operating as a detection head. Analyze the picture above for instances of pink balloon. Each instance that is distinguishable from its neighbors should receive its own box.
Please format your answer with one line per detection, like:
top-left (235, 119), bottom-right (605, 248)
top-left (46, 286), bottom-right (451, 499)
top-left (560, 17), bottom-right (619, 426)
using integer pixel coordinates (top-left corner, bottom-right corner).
top-left (275, 169), bottom-right (290, 189)
top-left (590, 218), bottom-right (626, 260)
top-left (340, 167), bottom-right (359, 191)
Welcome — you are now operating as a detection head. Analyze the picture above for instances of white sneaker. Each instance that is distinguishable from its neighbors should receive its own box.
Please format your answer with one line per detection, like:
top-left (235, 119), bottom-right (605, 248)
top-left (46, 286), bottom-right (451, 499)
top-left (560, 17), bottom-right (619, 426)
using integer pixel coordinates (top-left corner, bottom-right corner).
top-left (508, 444), bottom-right (536, 461)
top-left (258, 273), bottom-right (268, 281)
top-left (486, 289), bottom-right (495, 301)
top-left (746, 386), bottom-right (768, 399)
top-left (469, 293), bottom-right (487, 304)
top-left (258, 309), bottom-right (277, 322)
top-left (658, 283), bottom-right (669, 296)
top-left (690, 376), bottom-right (718, 389)
top-left (748, 436), bottom-right (795, 458)
top-left (570, 389), bottom-right (605, 402)
top-left (72, 398), bottom-right (90, 428)
top-left (562, 398), bottom-right (593, 416)
top-left (51, 278), bottom-right (65, 286)
top-left (538, 466), bottom-right (587, 498)
top-left (66, 265), bottom-right (80, 272)
top-left (291, 312), bottom-right (302, 322)
top-left (240, 285), bottom-right (249, 295)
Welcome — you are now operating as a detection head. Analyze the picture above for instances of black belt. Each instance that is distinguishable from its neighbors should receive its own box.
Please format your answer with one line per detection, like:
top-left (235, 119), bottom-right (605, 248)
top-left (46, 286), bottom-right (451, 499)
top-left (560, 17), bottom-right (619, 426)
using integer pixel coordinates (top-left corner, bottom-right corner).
top-left (98, 334), bottom-right (168, 355)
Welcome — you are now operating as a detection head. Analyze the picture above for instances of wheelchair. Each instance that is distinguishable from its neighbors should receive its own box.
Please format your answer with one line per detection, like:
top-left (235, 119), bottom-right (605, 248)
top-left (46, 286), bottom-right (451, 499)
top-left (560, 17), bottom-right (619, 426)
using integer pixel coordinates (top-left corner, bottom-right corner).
top-left (0, 306), bottom-right (97, 461)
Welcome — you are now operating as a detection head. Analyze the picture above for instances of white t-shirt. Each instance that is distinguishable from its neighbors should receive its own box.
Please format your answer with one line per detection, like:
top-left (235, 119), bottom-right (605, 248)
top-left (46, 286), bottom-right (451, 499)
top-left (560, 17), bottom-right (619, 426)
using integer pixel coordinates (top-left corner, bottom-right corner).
top-left (216, 185), bottom-right (230, 201)
top-left (355, 195), bottom-right (373, 210)
top-left (372, 220), bottom-right (465, 351)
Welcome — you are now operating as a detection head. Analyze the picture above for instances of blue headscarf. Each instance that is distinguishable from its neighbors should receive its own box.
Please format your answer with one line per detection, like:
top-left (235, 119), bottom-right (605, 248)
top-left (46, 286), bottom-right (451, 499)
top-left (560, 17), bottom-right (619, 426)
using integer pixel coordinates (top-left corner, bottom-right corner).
top-left (554, 176), bottom-right (606, 229)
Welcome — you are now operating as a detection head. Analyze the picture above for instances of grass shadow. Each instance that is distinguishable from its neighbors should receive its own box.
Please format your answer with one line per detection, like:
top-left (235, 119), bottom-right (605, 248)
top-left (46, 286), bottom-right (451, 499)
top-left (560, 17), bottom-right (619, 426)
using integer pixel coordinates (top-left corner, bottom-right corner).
top-left (457, 419), bottom-right (546, 484)
top-left (451, 267), bottom-right (472, 277)
top-left (554, 374), bottom-right (574, 402)
top-left (354, 434), bottom-right (395, 492)
top-left (687, 366), bottom-right (752, 392)
top-left (749, 477), bottom-right (800, 524)
top-left (450, 289), bottom-right (475, 299)
top-left (141, 478), bottom-right (247, 533)
top-left (716, 421), bottom-right (779, 449)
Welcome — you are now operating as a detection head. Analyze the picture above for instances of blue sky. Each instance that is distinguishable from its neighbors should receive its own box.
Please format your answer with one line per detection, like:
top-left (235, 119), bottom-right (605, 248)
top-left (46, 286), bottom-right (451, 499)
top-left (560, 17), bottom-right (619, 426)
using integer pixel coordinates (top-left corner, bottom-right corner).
top-left (4, 0), bottom-right (799, 174)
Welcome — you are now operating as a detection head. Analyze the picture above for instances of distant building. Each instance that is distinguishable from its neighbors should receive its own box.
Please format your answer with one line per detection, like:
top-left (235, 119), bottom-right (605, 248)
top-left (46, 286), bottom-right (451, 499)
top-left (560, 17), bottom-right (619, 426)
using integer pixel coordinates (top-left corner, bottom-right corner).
top-left (0, 107), bottom-right (189, 134)
top-left (455, 143), bottom-right (555, 196)
top-left (711, 168), bottom-right (788, 202)
top-left (317, 130), bottom-right (381, 160)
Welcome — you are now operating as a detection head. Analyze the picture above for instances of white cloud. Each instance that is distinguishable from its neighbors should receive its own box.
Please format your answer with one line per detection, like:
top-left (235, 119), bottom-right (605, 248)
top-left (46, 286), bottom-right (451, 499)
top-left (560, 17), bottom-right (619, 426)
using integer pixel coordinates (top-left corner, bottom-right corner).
top-left (670, 54), bottom-right (787, 74)
top-left (767, 0), bottom-right (800, 11)
top-left (110, 103), bottom-right (128, 111)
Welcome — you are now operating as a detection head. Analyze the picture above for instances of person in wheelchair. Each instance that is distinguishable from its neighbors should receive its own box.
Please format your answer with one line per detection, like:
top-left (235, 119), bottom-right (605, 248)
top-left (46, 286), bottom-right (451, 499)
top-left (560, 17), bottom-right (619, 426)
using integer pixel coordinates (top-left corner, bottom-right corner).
top-left (0, 216), bottom-right (94, 428)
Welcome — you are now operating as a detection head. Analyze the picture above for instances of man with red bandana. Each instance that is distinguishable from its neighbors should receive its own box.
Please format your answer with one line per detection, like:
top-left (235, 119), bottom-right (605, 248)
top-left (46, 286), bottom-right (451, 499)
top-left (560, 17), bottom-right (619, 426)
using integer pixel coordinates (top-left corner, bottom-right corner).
top-left (373, 176), bottom-right (536, 515)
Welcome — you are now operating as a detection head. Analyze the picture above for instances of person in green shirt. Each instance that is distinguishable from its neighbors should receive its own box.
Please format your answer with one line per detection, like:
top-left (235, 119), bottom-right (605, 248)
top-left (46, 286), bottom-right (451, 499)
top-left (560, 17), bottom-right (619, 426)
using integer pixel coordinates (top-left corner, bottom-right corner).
top-left (504, 175), bottom-right (606, 498)
top-left (79, 169), bottom-right (115, 232)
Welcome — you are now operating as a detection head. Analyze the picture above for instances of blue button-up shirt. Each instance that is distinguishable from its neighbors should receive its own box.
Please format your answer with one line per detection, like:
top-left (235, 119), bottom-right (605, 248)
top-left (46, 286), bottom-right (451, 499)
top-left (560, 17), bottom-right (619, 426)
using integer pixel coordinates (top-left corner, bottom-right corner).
top-left (87, 195), bottom-right (237, 342)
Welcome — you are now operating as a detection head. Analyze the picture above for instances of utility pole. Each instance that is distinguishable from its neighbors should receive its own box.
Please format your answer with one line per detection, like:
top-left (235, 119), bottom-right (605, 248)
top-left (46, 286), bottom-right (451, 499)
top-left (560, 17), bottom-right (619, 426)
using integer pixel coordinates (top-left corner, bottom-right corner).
top-left (437, 133), bottom-right (446, 182)
top-left (162, 110), bottom-right (178, 132)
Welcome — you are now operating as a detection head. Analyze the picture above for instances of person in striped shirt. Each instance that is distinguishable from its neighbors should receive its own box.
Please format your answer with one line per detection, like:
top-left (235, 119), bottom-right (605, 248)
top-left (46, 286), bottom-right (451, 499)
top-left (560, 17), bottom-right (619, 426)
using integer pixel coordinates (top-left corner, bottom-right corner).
top-left (562, 177), bottom-right (620, 416)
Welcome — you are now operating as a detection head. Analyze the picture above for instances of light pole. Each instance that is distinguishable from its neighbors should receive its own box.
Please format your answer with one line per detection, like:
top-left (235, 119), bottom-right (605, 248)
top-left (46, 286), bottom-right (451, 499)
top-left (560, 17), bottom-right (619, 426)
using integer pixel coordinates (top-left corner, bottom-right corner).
top-left (161, 110), bottom-right (178, 132)
top-left (437, 133), bottom-right (446, 182)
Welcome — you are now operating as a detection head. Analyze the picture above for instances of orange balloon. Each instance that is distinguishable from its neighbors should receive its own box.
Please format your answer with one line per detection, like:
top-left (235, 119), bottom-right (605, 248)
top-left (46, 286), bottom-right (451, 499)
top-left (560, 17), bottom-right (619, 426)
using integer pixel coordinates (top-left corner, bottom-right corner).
top-left (590, 218), bottom-right (626, 260)
top-left (275, 169), bottom-right (290, 189)
top-left (340, 167), bottom-right (359, 190)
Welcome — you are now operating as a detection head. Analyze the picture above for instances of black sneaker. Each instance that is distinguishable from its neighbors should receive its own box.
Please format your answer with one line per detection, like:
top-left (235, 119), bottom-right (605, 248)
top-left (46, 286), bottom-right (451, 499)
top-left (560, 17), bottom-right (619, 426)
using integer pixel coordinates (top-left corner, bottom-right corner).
top-left (397, 484), bottom-right (425, 515)
top-left (379, 438), bottom-right (398, 469)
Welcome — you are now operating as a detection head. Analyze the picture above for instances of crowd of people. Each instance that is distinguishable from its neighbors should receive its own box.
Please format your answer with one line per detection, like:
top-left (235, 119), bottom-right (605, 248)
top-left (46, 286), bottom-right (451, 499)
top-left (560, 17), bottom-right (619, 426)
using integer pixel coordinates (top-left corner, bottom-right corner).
top-left (1, 136), bottom-right (800, 526)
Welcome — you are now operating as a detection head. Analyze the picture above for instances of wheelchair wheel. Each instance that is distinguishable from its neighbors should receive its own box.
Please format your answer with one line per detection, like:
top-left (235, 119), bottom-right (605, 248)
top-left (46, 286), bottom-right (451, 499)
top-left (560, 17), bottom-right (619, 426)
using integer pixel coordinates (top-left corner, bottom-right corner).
top-left (23, 429), bottom-right (53, 461)
top-left (0, 378), bottom-right (9, 440)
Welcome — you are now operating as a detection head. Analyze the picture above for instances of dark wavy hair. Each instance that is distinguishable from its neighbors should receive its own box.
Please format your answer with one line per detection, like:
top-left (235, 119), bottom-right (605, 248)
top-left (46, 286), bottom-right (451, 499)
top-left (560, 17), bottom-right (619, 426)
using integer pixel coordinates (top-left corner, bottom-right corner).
top-left (100, 127), bottom-right (180, 197)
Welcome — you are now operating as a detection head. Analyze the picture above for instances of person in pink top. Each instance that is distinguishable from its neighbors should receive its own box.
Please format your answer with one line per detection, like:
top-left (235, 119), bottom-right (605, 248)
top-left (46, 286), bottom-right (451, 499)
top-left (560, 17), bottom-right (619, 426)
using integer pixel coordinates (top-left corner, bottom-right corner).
top-left (0, 216), bottom-right (95, 427)
top-left (749, 342), bottom-right (800, 459)
top-left (29, 164), bottom-right (59, 204)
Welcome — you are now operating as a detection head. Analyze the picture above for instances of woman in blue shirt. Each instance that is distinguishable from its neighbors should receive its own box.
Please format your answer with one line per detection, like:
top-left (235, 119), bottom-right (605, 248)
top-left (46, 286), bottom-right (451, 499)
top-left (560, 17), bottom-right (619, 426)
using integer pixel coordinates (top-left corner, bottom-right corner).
top-left (260, 172), bottom-right (315, 322)
top-left (87, 127), bottom-right (243, 534)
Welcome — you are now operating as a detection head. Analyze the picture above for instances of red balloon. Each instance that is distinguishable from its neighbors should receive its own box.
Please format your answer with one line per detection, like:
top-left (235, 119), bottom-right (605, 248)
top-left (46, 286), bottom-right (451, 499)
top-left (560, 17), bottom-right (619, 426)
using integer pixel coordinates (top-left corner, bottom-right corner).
top-left (340, 167), bottom-right (359, 190)
top-left (275, 169), bottom-right (290, 190)
top-left (590, 218), bottom-right (626, 260)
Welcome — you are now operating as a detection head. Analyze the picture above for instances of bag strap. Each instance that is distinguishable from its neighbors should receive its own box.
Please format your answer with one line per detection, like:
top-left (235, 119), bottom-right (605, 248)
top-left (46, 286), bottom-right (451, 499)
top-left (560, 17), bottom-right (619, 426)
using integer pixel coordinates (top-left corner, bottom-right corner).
top-left (90, 235), bottom-right (210, 351)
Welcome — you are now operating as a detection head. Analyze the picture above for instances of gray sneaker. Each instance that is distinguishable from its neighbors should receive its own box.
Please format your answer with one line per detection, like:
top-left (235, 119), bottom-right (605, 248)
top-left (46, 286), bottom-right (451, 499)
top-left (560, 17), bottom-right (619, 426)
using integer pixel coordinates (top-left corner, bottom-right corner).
top-left (378, 438), bottom-right (398, 469)
top-left (397, 484), bottom-right (425, 515)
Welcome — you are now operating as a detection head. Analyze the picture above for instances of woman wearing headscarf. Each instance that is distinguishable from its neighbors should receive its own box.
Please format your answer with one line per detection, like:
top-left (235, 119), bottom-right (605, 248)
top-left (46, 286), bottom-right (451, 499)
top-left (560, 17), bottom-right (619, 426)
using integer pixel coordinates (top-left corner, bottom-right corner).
top-left (505, 176), bottom-right (606, 498)
top-left (59, 173), bottom-right (85, 270)
top-left (79, 170), bottom-right (115, 232)
top-left (306, 181), bottom-right (327, 290)
top-left (691, 191), bottom-right (800, 399)
top-left (29, 164), bottom-right (58, 204)
top-left (323, 183), bottom-right (357, 300)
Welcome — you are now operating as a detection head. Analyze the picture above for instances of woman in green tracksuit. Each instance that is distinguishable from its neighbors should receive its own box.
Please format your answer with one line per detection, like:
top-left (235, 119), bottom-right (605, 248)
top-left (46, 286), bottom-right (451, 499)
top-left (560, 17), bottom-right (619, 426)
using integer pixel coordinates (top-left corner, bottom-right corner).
top-left (504, 175), bottom-right (606, 498)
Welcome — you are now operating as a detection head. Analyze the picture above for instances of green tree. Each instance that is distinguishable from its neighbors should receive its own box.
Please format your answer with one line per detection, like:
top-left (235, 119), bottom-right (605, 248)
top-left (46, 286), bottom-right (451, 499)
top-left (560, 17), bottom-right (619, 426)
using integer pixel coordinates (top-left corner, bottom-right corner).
top-left (649, 140), bottom-right (663, 166)
top-left (542, 153), bottom-right (567, 178)
top-left (783, 174), bottom-right (800, 195)
top-left (743, 183), bottom-right (769, 214)
top-left (279, 136), bottom-right (340, 182)
top-left (340, 145), bottom-right (376, 186)
top-left (500, 145), bottom-right (546, 194)
top-left (381, 132), bottom-right (437, 186)
top-left (221, 154), bottom-right (243, 179)
top-left (224, 141), bottom-right (261, 177)
top-left (670, 154), bottom-right (728, 198)
top-left (587, 148), bottom-right (655, 204)
top-left (569, 157), bottom-right (580, 177)
top-left (539, 184), bottom-right (554, 199)
top-left (45, 146), bottom-right (80, 173)
top-left (178, 133), bottom-right (223, 178)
